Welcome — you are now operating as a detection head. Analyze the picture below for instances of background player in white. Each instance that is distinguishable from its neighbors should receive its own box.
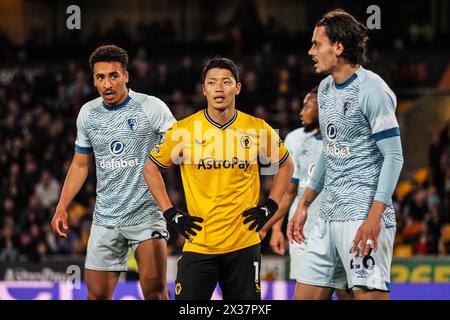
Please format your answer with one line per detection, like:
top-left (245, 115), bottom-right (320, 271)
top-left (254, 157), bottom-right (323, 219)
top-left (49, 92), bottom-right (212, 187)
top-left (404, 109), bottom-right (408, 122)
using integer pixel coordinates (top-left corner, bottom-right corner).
top-left (260, 88), bottom-right (352, 300)
top-left (51, 45), bottom-right (175, 300)
top-left (287, 9), bottom-right (404, 300)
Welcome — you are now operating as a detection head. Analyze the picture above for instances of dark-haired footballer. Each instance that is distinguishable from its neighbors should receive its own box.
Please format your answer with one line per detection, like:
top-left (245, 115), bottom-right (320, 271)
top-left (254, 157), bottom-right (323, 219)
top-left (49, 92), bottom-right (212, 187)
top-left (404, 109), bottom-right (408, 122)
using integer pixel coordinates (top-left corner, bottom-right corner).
top-left (144, 57), bottom-right (293, 300)
top-left (51, 44), bottom-right (175, 300)
top-left (287, 9), bottom-right (404, 300)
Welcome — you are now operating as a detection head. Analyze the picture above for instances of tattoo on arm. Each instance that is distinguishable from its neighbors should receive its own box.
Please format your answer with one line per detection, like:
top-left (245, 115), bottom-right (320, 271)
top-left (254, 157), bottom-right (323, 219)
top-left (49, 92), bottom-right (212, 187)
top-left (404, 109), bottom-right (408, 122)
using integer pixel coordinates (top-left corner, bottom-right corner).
top-left (304, 200), bottom-right (311, 208)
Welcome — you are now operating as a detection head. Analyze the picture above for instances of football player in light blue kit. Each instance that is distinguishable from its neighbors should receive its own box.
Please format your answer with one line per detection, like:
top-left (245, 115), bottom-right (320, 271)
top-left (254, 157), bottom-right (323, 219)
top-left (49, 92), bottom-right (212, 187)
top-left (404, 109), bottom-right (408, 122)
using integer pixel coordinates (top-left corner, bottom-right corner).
top-left (260, 88), bottom-right (352, 300)
top-left (287, 10), bottom-right (404, 300)
top-left (51, 45), bottom-right (175, 300)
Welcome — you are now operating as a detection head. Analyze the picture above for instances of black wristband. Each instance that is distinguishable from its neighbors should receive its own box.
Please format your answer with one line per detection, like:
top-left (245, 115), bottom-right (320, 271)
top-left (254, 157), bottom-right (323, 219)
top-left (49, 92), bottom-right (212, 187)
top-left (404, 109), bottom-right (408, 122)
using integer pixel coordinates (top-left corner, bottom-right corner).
top-left (164, 207), bottom-right (177, 220)
top-left (265, 198), bottom-right (278, 215)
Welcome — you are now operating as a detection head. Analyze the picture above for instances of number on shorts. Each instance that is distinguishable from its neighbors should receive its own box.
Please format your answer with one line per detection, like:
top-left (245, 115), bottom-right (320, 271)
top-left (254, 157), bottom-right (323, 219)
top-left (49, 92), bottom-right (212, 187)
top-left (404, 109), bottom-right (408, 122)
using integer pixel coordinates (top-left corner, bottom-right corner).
top-left (253, 261), bottom-right (259, 283)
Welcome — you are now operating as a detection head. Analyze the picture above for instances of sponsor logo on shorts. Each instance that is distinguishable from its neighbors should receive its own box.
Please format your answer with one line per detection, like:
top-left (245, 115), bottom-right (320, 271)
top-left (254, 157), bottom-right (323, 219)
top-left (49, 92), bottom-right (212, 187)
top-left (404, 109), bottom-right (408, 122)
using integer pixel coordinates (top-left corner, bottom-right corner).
top-left (175, 283), bottom-right (182, 295)
top-left (356, 269), bottom-right (368, 278)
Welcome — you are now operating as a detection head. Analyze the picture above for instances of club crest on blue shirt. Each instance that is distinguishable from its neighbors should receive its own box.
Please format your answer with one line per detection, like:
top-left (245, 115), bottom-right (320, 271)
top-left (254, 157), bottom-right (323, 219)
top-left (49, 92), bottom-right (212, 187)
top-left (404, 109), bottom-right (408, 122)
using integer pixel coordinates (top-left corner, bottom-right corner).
top-left (343, 101), bottom-right (352, 115)
top-left (127, 118), bottom-right (138, 131)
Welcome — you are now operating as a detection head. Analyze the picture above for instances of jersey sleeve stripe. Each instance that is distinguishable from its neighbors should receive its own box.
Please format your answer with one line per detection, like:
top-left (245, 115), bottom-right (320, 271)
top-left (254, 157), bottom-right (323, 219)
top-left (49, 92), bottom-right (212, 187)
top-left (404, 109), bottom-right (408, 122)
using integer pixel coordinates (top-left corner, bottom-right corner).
top-left (75, 145), bottom-right (93, 154)
top-left (372, 127), bottom-right (400, 142)
top-left (277, 150), bottom-right (290, 166)
top-left (148, 154), bottom-right (170, 169)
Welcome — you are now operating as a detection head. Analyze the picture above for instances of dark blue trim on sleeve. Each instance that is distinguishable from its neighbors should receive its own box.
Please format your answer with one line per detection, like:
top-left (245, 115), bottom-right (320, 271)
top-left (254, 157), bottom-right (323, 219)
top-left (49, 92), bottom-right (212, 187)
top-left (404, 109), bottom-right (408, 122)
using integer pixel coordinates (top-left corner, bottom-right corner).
top-left (291, 177), bottom-right (299, 185)
top-left (75, 145), bottom-right (93, 154)
top-left (373, 127), bottom-right (401, 142)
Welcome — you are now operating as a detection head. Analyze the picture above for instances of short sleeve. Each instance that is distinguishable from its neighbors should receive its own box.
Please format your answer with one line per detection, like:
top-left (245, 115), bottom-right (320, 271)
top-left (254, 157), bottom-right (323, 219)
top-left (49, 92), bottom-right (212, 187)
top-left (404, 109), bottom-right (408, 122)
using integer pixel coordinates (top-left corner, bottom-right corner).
top-left (258, 121), bottom-right (289, 166)
top-left (74, 105), bottom-right (93, 154)
top-left (142, 96), bottom-right (176, 134)
top-left (291, 149), bottom-right (300, 184)
top-left (360, 81), bottom-right (400, 142)
top-left (148, 121), bottom-right (184, 168)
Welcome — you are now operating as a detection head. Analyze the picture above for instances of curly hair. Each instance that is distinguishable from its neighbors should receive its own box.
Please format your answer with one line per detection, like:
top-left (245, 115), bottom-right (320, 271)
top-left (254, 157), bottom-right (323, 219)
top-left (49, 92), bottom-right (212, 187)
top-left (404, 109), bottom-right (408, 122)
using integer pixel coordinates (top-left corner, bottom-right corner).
top-left (89, 44), bottom-right (129, 70)
top-left (316, 9), bottom-right (369, 65)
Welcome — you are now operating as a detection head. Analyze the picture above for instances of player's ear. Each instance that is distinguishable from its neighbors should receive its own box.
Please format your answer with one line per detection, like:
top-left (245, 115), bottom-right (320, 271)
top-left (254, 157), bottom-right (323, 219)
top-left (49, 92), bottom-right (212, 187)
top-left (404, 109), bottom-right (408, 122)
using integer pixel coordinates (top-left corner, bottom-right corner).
top-left (335, 41), bottom-right (344, 57)
top-left (202, 83), bottom-right (206, 97)
top-left (235, 82), bottom-right (241, 96)
top-left (124, 70), bottom-right (129, 84)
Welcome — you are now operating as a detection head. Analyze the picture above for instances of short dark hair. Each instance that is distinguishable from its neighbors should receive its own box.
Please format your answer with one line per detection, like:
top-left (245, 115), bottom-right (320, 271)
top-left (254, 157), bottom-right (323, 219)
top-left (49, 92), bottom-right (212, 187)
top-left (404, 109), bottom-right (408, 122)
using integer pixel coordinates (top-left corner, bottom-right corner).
top-left (89, 44), bottom-right (129, 70)
top-left (316, 9), bottom-right (369, 65)
top-left (202, 57), bottom-right (239, 83)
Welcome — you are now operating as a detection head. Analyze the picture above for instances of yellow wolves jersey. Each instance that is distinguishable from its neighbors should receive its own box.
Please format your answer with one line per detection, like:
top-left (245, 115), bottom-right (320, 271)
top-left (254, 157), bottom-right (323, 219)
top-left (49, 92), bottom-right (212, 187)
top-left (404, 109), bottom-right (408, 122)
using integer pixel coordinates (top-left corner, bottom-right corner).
top-left (149, 109), bottom-right (289, 254)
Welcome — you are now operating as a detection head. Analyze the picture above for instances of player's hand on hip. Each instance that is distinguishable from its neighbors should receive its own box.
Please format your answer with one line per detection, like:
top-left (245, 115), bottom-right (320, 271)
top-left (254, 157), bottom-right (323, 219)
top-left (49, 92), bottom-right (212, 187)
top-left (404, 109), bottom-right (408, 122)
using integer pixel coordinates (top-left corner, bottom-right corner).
top-left (287, 206), bottom-right (308, 244)
top-left (352, 215), bottom-right (381, 256)
top-left (51, 206), bottom-right (69, 239)
top-left (270, 229), bottom-right (287, 255)
top-left (242, 199), bottom-right (278, 232)
top-left (164, 207), bottom-right (204, 239)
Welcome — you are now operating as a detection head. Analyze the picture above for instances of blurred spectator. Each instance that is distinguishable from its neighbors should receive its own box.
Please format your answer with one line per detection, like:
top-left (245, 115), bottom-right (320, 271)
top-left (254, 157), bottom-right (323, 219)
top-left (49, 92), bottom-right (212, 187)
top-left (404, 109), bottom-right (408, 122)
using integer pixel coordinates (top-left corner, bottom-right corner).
top-left (34, 170), bottom-right (61, 210)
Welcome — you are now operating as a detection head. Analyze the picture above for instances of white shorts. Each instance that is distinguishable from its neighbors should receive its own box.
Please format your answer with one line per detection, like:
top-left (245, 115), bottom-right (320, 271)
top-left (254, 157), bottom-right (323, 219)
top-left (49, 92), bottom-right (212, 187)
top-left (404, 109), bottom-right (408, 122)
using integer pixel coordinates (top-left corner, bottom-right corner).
top-left (289, 241), bottom-right (306, 281)
top-left (85, 220), bottom-right (168, 272)
top-left (298, 217), bottom-right (395, 291)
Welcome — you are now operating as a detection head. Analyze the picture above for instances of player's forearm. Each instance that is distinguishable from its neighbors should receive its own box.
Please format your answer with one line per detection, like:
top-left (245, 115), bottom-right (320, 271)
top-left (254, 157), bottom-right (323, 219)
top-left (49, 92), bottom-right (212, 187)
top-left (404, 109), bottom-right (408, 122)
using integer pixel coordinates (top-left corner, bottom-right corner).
top-left (298, 187), bottom-right (320, 208)
top-left (271, 217), bottom-right (284, 232)
top-left (367, 200), bottom-right (387, 221)
top-left (268, 156), bottom-right (294, 204)
top-left (264, 182), bottom-right (297, 230)
top-left (143, 159), bottom-right (173, 212)
top-left (374, 136), bottom-right (404, 204)
top-left (57, 157), bottom-right (89, 210)
top-left (307, 151), bottom-right (325, 193)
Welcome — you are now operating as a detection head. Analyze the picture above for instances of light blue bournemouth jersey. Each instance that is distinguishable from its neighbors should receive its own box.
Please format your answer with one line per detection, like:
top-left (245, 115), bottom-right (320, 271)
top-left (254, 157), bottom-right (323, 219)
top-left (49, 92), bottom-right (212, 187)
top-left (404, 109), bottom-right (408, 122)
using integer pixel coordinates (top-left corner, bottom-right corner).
top-left (284, 128), bottom-right (302, 219)
top-left (290, 128), bottom-right (323, 236)
top-left (317, 67), bottom-right (399, 227)
top-left (75, 89), bottom-right (175, 227)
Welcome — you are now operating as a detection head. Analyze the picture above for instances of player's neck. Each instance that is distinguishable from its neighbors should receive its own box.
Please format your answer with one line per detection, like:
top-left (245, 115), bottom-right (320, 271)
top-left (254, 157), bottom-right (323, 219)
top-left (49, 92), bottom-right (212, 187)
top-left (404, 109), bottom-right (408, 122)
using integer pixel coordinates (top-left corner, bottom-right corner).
top-left (331, 63), bottom-right (360, 85)
top-left (206, 106), bottom-right (236, 125)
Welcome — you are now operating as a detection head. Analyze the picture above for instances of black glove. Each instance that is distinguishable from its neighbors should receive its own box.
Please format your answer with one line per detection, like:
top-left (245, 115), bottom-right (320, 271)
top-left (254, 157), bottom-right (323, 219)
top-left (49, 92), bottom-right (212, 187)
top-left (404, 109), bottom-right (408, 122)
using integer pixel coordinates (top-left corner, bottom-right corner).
top-left (164, 207), bottom-right (204, 238)
top-left (242, 199), bottom-right (278, 232)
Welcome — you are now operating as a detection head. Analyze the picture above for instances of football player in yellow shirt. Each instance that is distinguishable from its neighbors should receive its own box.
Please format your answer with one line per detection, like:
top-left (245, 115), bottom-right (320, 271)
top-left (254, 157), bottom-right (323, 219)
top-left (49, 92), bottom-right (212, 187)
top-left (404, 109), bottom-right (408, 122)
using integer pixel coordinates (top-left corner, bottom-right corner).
top-left (144, 57), bottom-right (293, 300)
